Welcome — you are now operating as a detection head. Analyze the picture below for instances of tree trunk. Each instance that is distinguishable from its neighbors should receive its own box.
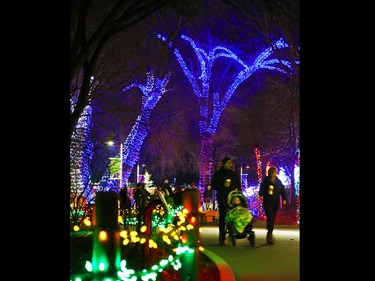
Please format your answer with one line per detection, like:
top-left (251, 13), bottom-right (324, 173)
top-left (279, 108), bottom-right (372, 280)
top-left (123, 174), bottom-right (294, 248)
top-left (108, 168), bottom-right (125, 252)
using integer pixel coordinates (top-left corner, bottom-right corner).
top-left (199, 133), bottom-right (214, 189)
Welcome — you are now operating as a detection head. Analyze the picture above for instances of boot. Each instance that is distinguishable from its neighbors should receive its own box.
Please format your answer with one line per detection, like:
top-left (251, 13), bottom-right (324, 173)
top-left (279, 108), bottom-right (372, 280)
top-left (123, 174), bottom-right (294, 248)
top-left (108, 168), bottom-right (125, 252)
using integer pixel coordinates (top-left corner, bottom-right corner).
top-left (266, 232), bottom-right (274, 245)
top-left (219, 231), bottom-right (226, 245)
top-left (248, 231), bottom-right (255, 247)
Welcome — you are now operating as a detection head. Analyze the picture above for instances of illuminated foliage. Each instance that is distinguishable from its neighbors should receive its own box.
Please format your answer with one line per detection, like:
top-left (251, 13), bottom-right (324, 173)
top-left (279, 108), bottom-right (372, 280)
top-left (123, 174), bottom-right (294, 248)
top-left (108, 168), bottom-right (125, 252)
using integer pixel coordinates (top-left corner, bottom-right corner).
top-left (121, 71), bottom-right (171, 184)
top-left (163, 34), bottom-right (298, 190)
top-left (70, 77), bottom-right (95, 228)
top-left (71, 204), bottom-right (205, 281)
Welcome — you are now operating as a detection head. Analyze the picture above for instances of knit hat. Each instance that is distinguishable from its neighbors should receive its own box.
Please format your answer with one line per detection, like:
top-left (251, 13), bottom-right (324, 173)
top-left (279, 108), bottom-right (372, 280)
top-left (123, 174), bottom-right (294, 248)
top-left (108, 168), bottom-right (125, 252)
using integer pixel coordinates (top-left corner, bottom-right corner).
top-left (222, 157), bottom-right (232, 165)
top-left (267, 166), bottom-right (277, 176)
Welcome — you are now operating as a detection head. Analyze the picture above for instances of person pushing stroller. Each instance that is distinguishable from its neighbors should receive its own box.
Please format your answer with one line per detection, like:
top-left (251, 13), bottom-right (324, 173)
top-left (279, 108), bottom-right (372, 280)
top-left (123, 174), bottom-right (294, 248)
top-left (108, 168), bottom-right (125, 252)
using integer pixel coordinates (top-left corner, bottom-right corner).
top-left (225, 190), bottom-right (255, 247)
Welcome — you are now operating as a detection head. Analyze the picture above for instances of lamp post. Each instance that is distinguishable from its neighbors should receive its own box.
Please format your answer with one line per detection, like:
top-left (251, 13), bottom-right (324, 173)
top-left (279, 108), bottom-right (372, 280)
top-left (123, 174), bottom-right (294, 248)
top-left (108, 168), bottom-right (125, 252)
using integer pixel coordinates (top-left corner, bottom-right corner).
top-left (107, 140), bottom-right (123, 189)
top-left (136, 163), bottom-right (140, 184)
top-left (136, 163), bottom-right (145, 183)
top-left (240, 156), bottom-right (243, 187)
top-left (240, 162), bottom-right (250, 190)
top-left (240, 165), bottom-right (243, 186)
top-left (119, 142), bottom-right (123, 188)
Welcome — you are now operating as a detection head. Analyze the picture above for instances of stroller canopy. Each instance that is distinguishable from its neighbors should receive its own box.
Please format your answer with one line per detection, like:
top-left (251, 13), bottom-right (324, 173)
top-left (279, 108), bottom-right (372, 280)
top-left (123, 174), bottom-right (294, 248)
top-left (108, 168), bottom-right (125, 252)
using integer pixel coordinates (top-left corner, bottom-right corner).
top-left (227, 190), bottom-right (248, 209)
top-left (226, 190), bottom-right (253, 233)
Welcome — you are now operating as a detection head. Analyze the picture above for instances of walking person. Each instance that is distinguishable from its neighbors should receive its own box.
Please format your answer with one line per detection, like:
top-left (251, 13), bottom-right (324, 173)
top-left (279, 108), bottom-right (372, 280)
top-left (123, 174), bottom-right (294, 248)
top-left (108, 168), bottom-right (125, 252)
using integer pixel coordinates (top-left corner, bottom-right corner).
top-left (211, 157), bottom-right (241, 245)
top-left (133, 182), bottom-right (150, 230)
top-left (156, 179), bottom-right (175, 207)
top-left (259, 166), bottom-right (288, 245)
top-left (119, 186), bottom-right (132, 227)
top-left (203, 184), bottom-right (213, 210)
top-left (162, 179), bottom-right (174, 203)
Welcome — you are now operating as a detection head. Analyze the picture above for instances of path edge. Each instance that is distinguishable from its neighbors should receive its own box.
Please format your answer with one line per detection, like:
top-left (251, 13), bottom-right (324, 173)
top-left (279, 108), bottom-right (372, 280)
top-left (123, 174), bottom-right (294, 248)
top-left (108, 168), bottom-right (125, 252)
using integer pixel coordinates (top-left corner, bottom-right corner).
top-left (201, 248), bottom-right (236, 281)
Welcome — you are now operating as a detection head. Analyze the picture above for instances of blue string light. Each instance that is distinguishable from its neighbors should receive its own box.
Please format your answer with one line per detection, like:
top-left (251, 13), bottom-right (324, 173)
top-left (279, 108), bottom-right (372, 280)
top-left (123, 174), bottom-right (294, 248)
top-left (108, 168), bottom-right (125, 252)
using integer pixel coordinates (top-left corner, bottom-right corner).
top-left (120, 71), bottom-right (171, 184)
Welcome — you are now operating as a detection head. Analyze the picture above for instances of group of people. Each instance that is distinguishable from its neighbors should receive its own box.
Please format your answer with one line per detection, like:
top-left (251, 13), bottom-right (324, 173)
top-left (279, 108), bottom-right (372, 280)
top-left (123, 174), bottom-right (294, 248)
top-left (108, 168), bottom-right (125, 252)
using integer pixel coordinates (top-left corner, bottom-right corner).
top-left (118, 179), bottom-right (178, 228)
top-left (119, 156), bottom-right (288, 245)
top-left (211, 156), bottom-right (287, 245)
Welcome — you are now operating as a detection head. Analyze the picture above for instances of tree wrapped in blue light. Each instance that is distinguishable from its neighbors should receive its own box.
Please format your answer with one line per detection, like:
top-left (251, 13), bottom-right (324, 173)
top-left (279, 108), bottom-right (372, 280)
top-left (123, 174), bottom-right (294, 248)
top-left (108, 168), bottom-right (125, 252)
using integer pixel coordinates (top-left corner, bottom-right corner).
top-left (70, 77), bottom-right (94, 200)
top-left (94, 71), bottom-right (171, 192)
top-left (70, 77), bottom-right (95, 227)
top-left (97, 173), bottom-right (120, 193)
top-left (171, 34), bottom-right (297, 191)
top-left (120, 71), bottom-right (171, 184)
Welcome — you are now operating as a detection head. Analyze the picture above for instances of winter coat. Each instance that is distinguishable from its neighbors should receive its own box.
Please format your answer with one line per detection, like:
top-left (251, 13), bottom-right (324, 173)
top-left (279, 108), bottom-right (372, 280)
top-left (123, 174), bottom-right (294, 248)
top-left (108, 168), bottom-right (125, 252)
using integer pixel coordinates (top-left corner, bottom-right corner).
top-left (211, 167), bottom-right (241, 206)
top-left (119, 188), bottom-right (131, 210)
top-left (203, 188), bottom-right (213, 201)
top-left (133, 187), bottom-right (150, 210)
top-left (259, 176), bottom-right (287, 207)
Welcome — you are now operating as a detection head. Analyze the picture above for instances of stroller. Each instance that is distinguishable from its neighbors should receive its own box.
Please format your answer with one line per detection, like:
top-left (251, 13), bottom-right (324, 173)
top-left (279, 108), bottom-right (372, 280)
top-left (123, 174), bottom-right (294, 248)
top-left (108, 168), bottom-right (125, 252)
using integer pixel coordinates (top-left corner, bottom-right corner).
top-left (224, 190), bottom-right (255, 247)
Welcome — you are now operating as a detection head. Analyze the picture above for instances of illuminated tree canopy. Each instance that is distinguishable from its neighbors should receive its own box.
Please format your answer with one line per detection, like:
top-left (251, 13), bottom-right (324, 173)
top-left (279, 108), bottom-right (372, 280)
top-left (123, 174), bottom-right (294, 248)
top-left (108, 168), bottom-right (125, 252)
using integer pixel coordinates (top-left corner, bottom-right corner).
top-left (70, 77), bottom-right (95, 199)
top-left (167, 34), bottom-right (298, 188)
top-left (95, 70), bottom-right (171, 192)
top-left (121, 70), bottom-right (171, 184)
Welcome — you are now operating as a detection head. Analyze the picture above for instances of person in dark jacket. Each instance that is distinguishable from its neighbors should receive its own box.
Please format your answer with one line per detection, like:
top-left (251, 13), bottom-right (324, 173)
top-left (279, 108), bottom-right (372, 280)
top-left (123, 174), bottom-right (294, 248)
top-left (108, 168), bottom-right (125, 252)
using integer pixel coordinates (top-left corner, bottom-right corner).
top-left (133, 182), bottom-right (150, 209)
top-left (173, 185), bottom-right (184, 207)
top-left (203, 184), bottom-right (214, 210)
top-left (119, 187), bottom-right (132, 226)
top-left (133, 182), bottom-right (150, 230)
top-left (211, 157), bottom-right (241, 245)
top-left (259, 166), bottom-right (288, 245)
top-left (161, 179), bottom-right (174, 206)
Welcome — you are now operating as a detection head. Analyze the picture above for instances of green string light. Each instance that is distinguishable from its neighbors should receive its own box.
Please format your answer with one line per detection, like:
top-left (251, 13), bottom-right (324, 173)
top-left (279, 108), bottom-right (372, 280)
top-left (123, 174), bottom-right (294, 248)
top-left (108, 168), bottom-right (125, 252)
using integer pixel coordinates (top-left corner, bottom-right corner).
top-left (71, 205), bottom-right (199, 281)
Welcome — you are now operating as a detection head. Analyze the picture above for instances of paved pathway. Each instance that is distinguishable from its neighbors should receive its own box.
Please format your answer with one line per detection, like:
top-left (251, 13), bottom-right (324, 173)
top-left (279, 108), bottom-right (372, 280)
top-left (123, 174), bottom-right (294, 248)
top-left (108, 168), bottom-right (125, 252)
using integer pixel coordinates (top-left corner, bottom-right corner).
top-left (199, 224), bottom-right (300, 281)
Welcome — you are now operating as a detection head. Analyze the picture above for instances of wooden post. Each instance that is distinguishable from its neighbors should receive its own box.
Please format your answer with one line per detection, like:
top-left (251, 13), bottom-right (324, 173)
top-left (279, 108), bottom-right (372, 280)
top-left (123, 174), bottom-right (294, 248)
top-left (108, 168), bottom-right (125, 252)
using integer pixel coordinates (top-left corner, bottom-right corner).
top-left (92, 191), bottom-right (121, 281)
top-left (142, 199), bottom-right (161, 266)
top-left (181, 188), bottom-right (200, 281)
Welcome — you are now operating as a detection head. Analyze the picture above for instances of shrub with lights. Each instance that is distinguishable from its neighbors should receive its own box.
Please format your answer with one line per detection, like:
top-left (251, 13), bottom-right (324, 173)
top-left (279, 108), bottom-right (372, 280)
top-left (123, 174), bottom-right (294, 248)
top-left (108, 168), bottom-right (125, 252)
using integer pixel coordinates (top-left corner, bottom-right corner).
top-left (71, 190), bottom-right (203, 281)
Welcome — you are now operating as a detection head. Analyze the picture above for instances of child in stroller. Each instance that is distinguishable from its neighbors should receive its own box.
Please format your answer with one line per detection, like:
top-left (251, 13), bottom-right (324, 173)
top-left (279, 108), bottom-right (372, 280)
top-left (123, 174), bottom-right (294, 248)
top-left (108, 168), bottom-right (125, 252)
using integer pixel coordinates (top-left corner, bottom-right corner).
top-left (225, 190), bottom-right (255, 247)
